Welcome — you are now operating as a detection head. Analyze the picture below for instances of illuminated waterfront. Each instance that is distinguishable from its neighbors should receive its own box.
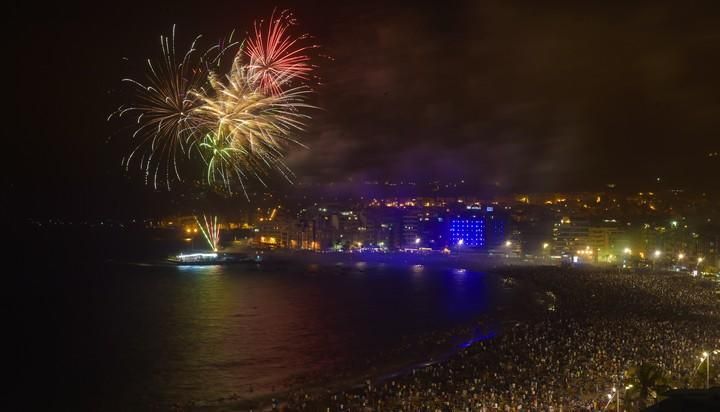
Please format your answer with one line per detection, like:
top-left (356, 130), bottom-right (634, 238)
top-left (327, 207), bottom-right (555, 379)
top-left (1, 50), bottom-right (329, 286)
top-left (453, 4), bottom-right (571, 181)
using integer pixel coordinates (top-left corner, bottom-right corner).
top-left (26, 236), bottom-right (505, 410)
top-left (18, 226), bottom-right (720, 411)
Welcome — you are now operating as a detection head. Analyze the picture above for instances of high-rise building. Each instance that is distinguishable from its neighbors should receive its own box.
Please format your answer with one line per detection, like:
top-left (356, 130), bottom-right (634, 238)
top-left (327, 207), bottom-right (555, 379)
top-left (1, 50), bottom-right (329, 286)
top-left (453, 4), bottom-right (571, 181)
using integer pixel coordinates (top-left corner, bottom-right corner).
top-left (449, 218), bottom-right (485, 247)
top-left (448, 207), bottom-right (507, 251)
top-left (552, 217), bottom-right (590, 256)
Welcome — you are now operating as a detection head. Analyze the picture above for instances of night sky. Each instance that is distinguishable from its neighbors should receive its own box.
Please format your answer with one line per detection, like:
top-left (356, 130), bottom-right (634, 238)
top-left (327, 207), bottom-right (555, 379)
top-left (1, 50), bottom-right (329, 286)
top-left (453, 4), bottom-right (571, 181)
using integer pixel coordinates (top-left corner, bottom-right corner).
top-left (11, 1), bottom-right (720, 217)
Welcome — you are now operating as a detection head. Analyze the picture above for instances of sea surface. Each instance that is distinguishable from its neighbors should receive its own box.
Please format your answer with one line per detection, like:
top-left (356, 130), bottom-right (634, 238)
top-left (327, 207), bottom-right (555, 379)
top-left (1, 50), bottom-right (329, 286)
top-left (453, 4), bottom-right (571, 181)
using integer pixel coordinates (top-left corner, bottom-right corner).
top-left (18, 227), bottom-right (506, 410)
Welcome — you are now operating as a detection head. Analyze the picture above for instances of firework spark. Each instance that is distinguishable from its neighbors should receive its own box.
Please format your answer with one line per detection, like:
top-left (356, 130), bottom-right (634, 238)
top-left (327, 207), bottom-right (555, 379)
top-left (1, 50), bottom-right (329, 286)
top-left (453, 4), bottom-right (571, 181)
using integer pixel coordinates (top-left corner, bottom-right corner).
top-left (112, 12), bottom-right (316, 196)
top-left (245, 10), bottom-right (315, 96)
top-left (112, 26), bottom-right (204, 190)
top-left (193, 53), bottom-right (313, 194)
top-left (111, 26), bottom-right (239, 190)
top-left (195, 214), bottom-right (220, 251)
top-left (198, 130), bottom-right (250, 197)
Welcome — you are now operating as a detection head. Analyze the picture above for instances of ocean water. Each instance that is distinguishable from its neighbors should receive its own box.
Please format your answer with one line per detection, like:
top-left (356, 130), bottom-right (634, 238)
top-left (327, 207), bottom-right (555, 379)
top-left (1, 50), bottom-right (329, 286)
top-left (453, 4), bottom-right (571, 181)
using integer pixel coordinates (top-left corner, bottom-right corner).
top-left (18, 228), bottom-right (499, 410)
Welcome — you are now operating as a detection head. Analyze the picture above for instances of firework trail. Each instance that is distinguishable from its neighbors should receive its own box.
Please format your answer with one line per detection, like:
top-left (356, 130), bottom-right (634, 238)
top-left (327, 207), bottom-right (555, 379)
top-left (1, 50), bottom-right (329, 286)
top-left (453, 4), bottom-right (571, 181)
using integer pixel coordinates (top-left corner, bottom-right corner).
top-left (195, 214), bottom-right (220, 251)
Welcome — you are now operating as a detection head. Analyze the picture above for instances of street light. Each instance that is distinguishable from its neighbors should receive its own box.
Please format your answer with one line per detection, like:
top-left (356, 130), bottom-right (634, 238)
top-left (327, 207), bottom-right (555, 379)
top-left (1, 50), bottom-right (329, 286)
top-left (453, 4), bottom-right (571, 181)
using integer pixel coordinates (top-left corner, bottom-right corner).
top-left (543, 242), bottom-right (549, 249)
top-left (678, 253), bottom-right (685, 261)
top-left (415, 237), bottom-right (421, 245)
top-left (622, 384), bottom-right (633, 412)
top-left (700, 352), bottom-right (710, 389)
top-left (696, 257), bottom-right (705, 274)
top-left (652, 250), bottom-right (661, 270)
top-left (613, 387), bottom-right (618, 412)
top-left (608, 383), bottom-right (633, 412)
top-left (455, 239), bottom-right (463, 255)
top-left (505, 240), bottom-right (512, 247)
top-left (624, 248), bottom-right (632, 255)
top-left (700, 350), bottom-right (719, 389)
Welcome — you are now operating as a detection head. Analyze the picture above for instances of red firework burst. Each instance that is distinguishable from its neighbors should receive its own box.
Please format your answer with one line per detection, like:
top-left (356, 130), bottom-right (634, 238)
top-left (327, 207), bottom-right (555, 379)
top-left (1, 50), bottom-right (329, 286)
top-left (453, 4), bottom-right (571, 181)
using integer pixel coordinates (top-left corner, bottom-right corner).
top-left (245, 10), bottom-right (315, 96)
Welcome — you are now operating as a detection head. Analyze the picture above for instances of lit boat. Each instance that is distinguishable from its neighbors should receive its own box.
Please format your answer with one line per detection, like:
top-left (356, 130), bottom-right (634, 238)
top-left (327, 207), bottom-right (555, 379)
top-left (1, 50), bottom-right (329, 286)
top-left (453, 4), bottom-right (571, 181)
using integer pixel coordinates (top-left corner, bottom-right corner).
top-left (168, 252), bottom-right (262, 265)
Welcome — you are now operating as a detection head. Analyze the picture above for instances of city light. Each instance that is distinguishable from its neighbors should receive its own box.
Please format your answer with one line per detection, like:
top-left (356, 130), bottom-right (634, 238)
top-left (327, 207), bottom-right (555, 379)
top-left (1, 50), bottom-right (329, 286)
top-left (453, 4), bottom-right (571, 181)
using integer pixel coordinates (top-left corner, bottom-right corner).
top-left (175, 252), bottom-right (218, 263)
top-left (505, 240), bottom-right (512, 247)
top-left (623, 248), bottom-right (632, 255)
top-left (178, 253), bottom-right (217, 259)
top-left (678, 253), bottom-right (685, 260)
top-left (457, 239), bottom-right (464, 246)
top-left (654, 250), bottom-right (661, 258)
top-left (415, 237), bottom-right (421, 245)
top-left (543, 242), bottom-right (549, 249)
top-left (449, 218), bottom-right (486, 247)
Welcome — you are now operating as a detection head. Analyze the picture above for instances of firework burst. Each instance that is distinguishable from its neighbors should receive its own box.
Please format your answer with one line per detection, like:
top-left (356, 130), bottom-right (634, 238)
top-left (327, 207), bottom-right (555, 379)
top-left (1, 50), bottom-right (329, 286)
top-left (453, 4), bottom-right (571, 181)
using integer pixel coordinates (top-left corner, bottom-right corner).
top-left (193, 54), bottom-right (312, 194)
top-left (111, 11), bottom-right (317, 197)
top-left (245, 9), bottom-right (316, 96)
top-left (111, 26), bottom-right (239, 189)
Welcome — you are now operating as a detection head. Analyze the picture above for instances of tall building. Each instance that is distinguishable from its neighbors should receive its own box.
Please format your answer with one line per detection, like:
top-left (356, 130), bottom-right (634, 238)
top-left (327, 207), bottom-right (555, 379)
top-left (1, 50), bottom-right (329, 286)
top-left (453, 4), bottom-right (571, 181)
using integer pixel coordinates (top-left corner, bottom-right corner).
top-left (449, 217), bottom-right (485, 247)
top-left (586, 222), bottom-right (622, 261)
top-left (552, 217), bottom-right (590, 256)
top-left (401, 208), bottom-right (421, 247)
top-left (448, 207), bottom-right (507, 251)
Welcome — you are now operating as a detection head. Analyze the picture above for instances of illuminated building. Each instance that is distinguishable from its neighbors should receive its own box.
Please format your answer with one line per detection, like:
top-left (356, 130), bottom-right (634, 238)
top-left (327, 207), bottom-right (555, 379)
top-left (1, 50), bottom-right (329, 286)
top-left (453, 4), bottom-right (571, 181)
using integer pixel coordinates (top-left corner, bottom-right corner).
top-left (449, 218), bottom-right (485, 247)
top-left (448, 208), bottom-right (507, 250)
top-left (552, 217), bottom-right (590, 256)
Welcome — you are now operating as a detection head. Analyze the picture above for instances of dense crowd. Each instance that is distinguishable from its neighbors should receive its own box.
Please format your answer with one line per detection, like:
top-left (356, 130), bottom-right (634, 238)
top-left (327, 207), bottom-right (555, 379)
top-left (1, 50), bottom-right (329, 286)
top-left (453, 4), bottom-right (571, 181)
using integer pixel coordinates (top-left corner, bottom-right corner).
top-left (275, 268), bottom-right (720, 411)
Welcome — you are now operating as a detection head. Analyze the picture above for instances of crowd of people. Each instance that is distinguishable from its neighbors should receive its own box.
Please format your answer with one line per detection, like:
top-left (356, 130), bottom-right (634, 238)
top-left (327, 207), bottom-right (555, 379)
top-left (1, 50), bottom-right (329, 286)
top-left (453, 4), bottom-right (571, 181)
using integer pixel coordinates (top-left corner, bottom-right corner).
top-left (273, 268), bottom-right (720, 411)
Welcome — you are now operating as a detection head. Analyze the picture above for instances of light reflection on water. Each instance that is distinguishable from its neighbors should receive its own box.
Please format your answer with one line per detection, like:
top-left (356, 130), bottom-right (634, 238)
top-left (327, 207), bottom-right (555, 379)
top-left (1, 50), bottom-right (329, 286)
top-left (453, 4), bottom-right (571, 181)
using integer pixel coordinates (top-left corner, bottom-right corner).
top-left (52, 261), bottom-right (495, 409)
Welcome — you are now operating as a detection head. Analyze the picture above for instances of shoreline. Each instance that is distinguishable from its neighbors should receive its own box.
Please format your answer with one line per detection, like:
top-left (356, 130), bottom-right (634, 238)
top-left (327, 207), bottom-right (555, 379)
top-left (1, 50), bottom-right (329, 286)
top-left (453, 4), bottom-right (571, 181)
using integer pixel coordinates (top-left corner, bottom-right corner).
top-left (179, 262), bottom-right (540, 412)
top-left (186, 267), bottom-right (719, 411)
top-left (184, 318), bottom-right (504, 412)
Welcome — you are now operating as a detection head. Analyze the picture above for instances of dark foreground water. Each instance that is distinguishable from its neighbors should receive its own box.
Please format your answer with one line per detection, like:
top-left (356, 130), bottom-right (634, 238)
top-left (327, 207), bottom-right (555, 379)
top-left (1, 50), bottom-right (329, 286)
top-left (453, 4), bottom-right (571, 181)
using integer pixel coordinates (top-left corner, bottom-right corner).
top-left (18, 228), bottom-right (501, 410)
